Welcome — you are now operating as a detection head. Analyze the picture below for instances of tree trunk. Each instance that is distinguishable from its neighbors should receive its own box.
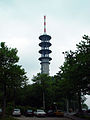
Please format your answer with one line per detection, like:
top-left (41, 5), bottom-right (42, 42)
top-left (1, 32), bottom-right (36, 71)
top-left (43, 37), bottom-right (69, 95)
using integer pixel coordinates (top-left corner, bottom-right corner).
top-left (2, 84), bottom-right (6, 117)
top-left (43, 92), bottom-right (45, 109)
top-left (14, 87), bottom-right (16, 107)
top-left (78, 91), bottom-right (82, 112)
top-left (66, 98), bottom-right (69, 113)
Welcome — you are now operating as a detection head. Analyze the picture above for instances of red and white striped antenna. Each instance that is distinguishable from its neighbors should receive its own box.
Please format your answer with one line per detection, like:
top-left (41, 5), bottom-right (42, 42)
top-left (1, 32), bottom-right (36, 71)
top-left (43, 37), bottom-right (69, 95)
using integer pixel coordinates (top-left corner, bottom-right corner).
top-left (44, 15), bottom-right (46, 34)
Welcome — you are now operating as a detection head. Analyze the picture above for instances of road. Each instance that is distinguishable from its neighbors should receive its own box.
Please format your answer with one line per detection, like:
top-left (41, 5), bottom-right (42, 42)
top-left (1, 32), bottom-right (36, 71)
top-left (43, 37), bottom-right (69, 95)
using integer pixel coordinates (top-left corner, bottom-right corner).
top-left (16, 116), bottom-right (72, 120)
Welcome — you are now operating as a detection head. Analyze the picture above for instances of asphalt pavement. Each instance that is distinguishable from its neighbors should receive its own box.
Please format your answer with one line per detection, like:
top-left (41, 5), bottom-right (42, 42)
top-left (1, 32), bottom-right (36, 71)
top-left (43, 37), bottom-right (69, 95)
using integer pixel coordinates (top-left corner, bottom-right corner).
top-left (16, 116), bottom-right (72, 120)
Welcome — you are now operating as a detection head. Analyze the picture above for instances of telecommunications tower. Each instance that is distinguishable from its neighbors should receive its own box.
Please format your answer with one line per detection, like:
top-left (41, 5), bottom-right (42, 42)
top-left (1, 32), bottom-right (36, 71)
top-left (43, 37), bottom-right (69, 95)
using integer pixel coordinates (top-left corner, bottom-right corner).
top-left (39, 16), bottom-right (52, 74)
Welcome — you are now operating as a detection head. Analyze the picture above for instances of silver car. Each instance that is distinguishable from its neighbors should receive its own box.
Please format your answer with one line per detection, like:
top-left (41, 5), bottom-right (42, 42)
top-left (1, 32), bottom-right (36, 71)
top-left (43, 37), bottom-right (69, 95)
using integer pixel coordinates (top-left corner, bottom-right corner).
top-left (12, 108), bottom-right (21, 116)
top-left (34, 109), bottom-right (46, 117)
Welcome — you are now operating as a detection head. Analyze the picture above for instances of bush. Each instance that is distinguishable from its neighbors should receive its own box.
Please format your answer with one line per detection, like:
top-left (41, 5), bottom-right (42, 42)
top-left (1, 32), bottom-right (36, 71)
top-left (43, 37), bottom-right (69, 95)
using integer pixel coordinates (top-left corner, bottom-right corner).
top-left (6, 103), bottom-right (14, 115)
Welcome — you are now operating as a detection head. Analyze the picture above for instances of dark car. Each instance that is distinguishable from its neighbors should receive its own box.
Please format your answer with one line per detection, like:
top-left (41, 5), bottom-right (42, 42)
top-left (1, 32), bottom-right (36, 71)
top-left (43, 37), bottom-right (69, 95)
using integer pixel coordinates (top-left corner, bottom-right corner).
top-left (25, 109), bottom-right (34, 117)
top-left (86, 109), bottom-right (90, 113)
top-left (47, 110), bottom-right (55, 117)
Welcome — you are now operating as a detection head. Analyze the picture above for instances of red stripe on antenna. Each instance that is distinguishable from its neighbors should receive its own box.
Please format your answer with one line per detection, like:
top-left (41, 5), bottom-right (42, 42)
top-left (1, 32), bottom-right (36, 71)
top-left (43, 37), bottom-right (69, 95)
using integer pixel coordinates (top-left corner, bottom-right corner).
top-left (44, 28), bottom-right (46, 33)
top-left (44, 15), bottom-right (46, 34)
top-left (44, 16), bottom-right (46, 19)
top-left (44, 22), bottom-right (46, 25)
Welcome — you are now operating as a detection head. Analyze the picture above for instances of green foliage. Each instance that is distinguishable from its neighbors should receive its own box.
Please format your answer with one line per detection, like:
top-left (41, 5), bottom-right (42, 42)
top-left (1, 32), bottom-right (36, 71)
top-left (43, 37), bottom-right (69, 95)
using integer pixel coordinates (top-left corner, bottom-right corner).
top-left (0, 42), bottom-right (28, 88)
top-left (82, 103), bottom-right (88, 110)
top-left (0, 42), bottom-right (28, 117)
top-left (56, 35), bottom-right (90, 111)
top-left (32, 73), bottom-right (53, 109)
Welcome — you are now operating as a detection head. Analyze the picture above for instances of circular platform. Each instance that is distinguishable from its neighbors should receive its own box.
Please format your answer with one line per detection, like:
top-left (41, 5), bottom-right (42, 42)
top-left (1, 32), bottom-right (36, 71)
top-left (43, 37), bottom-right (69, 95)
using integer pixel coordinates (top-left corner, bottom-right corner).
top-left (39, 49), bottom-right (52, 54)
top-left (39, 57), bottom-right (52, 61)
top-left (39, 34), bottom-right (51, 41)
top-left (39, 42), bottom-right (52, 47)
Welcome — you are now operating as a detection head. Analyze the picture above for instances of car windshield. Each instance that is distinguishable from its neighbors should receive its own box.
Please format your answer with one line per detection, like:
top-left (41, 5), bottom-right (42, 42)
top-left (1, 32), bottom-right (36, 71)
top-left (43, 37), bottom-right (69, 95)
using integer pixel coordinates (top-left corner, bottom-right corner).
top-left (57, 110), bottom-right (62, 112)
top-left (48, 110), bottom-right (53, 113)
top-left (0, 109), bottom-right (2, 112)
top-left (37, 110), bottom-right (44, 112)
top-left (27, 110), bottom-right (32, 112)
top-left (14, 109), bottom-right (20, 111)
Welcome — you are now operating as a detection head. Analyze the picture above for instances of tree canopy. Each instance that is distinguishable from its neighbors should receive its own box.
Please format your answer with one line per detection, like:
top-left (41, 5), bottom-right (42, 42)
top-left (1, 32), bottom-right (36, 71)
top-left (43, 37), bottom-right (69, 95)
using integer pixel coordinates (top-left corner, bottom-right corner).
top-left (0, 42), bottom-right (28, 117)
top-left (56, 36), bottom-right (90, 111)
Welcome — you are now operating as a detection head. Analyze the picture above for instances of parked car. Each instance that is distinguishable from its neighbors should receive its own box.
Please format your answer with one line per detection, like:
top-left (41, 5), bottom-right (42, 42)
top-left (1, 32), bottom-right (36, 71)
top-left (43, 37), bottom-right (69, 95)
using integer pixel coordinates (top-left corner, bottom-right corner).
top-left (12, 108), bottom-right (21, 116)
top-left (86, 109), bottom-right (90, 113)
top-left (47, 110), bottom-right (55, 117)
top-left (54, 110), bottom-right (64, 117)
top-left (25, 109), bottom-right (34, 117)
top-left (34, 109), bottom-right (46, 117)
top-left (0, 108), bottom-right (2, 116)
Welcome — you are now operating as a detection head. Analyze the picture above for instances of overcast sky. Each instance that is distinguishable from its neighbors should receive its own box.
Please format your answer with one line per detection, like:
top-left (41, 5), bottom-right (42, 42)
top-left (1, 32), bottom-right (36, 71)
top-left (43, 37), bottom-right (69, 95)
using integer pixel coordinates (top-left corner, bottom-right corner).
top-left (0, 0), bottom-right (90, 107)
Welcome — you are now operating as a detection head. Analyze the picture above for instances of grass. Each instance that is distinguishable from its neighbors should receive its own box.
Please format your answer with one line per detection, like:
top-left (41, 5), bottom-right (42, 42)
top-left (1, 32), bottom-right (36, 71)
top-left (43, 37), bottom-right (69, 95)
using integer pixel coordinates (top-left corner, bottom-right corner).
top-left (75, 113), bottom-right (90, 120)
top-left (0, 116), bottom-right (18, 120)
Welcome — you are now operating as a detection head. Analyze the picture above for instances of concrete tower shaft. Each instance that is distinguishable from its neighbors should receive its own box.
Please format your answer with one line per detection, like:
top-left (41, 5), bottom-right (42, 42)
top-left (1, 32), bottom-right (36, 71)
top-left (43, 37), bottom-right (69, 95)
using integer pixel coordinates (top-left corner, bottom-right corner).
top-left (39, 16), bottom-right (52, 74)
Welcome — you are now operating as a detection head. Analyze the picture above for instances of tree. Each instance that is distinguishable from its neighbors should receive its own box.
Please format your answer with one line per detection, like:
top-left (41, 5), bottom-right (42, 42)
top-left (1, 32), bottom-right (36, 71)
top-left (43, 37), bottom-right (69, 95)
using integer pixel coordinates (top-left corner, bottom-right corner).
top-left (0, 42), bottom-right (28, 117)
top-left (55, 63), bottom-right (78, 112)
top-left (32, 73), bottom-right (52, 109)
top-left (56, 35), bottom-right (90, 112)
